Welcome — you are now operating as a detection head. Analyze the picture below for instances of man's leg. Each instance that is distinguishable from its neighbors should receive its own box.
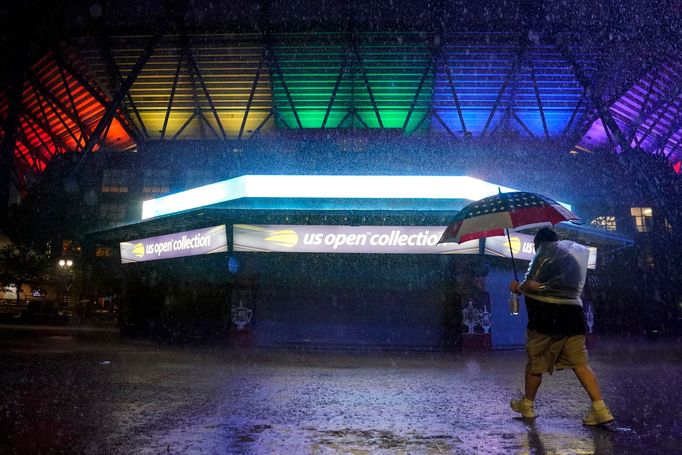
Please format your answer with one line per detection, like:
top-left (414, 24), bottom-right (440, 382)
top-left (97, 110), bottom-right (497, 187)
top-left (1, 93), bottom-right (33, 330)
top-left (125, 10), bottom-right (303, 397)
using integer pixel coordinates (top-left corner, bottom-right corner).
top-left (574, 365), bottom-right (614, 425)
top-left (511, 367), bottom-right (541, 418)
top-left (573, 365), bottom-right (602, 401)
top-left (525, 368), bottom-right (543, 400)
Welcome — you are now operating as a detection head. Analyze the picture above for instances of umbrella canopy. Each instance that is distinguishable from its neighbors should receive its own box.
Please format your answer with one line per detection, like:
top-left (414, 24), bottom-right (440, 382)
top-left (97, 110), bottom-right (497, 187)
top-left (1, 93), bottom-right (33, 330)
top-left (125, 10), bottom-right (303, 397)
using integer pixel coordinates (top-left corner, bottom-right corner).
top-left (438, 191), bottom-right (580, 244)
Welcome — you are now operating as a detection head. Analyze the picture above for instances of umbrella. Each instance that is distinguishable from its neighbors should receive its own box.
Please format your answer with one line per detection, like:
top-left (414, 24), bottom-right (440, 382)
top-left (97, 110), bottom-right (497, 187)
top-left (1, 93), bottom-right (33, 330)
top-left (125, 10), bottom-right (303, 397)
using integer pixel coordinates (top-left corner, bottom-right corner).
top-left (438, 190), bottom-right (581, 279)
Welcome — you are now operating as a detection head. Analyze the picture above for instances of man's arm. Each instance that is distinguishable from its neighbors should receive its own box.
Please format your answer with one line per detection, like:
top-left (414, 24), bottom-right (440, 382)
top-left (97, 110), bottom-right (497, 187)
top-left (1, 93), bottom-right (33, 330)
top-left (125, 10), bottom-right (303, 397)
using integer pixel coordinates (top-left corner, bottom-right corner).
top-left (509, 279), bottom-right (542, 295)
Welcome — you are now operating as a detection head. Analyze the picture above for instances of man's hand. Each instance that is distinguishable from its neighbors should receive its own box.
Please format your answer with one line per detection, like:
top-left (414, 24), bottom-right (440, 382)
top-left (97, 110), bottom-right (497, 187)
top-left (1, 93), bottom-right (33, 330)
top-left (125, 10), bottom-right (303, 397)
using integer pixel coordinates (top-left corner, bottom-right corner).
top-left (519, 279), bottom-right (542, 293)
top-left (509, 280), bottom-right (521, 294)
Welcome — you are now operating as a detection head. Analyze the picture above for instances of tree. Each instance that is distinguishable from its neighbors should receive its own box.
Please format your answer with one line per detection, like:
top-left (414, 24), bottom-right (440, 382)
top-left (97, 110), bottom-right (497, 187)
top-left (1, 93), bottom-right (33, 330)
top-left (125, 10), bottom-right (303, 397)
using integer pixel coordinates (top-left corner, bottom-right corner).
top-left (0, 243), bottom-right (48, 304)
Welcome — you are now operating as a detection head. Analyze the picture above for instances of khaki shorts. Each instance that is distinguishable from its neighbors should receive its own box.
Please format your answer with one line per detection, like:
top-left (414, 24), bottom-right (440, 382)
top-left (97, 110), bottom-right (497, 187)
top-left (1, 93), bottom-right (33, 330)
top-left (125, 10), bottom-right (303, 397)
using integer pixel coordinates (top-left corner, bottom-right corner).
top-left (525, 330), bottom-right (589, 374)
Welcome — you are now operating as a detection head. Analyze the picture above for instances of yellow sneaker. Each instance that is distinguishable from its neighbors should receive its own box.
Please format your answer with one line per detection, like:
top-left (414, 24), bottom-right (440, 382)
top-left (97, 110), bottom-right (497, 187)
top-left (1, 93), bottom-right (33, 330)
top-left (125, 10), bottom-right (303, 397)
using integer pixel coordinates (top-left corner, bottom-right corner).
top-left (582, 405), bottom-right (614, 426)
top-left (510, 397), bottom-right (536, 418)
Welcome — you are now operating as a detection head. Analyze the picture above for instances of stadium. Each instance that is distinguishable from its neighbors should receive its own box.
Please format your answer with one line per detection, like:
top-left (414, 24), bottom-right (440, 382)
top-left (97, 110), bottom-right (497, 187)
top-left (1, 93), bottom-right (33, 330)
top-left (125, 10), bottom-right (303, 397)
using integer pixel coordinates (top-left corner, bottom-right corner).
top-left (1, 1), bottom-right (680, 348)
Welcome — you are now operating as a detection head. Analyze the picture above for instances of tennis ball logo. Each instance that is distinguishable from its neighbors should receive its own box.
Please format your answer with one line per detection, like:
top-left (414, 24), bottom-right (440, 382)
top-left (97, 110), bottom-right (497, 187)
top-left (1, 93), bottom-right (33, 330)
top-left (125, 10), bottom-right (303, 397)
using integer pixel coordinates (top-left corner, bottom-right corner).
top-left (264, 230), bottom-right (299, 247)
top-left (131, 243), bottom-right (145, 258)
top-left (508, 237), bottom-right (521, 255)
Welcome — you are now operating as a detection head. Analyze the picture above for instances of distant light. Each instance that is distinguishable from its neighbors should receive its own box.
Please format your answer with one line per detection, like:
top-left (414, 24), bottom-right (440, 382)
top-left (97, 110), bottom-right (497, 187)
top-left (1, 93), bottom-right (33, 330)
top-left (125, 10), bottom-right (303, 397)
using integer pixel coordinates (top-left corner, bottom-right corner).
top-left (66, 259), bottom-right (73, 267)
top-left (228, 256), bottom-right (239, 274)
top-left (141, 175), bottom-right (571, 220)
top-left (58, 259), bottom-right (66, 267)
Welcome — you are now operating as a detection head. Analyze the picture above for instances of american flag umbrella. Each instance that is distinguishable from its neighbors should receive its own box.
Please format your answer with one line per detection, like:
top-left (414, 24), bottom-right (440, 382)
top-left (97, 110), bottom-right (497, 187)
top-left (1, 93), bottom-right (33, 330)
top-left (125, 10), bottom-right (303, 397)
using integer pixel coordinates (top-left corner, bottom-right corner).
top-left (438, 191), bottom-right (581, 278)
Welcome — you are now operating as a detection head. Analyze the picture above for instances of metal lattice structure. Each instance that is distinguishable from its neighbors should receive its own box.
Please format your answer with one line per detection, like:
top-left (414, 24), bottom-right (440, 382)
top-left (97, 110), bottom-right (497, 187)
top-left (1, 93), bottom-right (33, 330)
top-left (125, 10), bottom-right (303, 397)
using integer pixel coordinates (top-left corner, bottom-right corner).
top-left (1, 31), bottom-right (681, 192)
top-left (577, 60), bottom-right (682, 172)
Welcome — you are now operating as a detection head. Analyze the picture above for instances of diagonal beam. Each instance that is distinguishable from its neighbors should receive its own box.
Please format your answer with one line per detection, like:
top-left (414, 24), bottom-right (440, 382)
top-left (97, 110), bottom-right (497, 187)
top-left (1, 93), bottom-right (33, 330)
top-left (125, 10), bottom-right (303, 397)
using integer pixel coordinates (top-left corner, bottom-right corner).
top-left (239, 46), bottom-right (267, 139)
top-left (529, 58), bottom-right (549, 139)
top-left (172, 110), bottom-right (197, 140)
top-left (494, 43), bottom-right (526, 136)
top-left (351, 43), bottom-right (383, 128)
top-left (431, 109), bottom-right (457, 137)
top-left (563, 91), bottom-right (585, 136)
top-left (482, 54), bottom-right (518, 135)
top-left (161, 46), bottom-right (185, 140)
top-left (29, 76), bottom-right (84, 149)
top-left (628, 77), bottom-right (657, 144)
top-left (54, 48), bottom-right (141, 143)
top-left (74, 33), bottom-right (160, 171)
top-left (197, 110), bottom-right (221, 140)
top-left (441, 53), bottom-right (467, 134)
top-left (98, 34), bottom-right (149, 140)
top-left (322, 50), bottom-right (348, 129)
top-left (1, 113), bottom-right (49, 170)
top-left (512, 111), bottom-right (536, 138)
top-left (403, 52), bottom-right (434, 131)
top-left (350, 110), bottom-right (371, 129)
top-left (21, 102), bottom-right (70, 153)
top-left (187, 47), bottom-right (227, 139)
top-left (21, 113), bottom-right (53, 156)
top-left (250, 111), bottom-right (273, 137)
top-left (268, 43), bottom-right (303, 129)
top-left (635, 87), bottom-right (682, 148)
top-left (405, 106), bottom-right (432, 136)
top-left (56, 62), bottom-right (89, 146)
top-left (654, 98), bottom-right (682, 153)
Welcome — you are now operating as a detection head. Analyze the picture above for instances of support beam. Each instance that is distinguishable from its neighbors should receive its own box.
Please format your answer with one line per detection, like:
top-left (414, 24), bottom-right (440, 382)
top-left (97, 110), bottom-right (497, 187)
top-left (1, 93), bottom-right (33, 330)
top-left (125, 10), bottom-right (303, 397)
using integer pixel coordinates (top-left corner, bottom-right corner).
top-left (563, 92), bottom-right (585, 136)
top-left (187, 47), bottom-right (227, 139)
top-left (0, 113), bottom-right (48, 171)
top-left (403, 52), bottom-right (434, 131)
top-left (98, 34), bottom-right (149, 140)
top-left (322, 51), bottom-right (348, 129)
top-left (268, 43), bottom-right (303, 129)
top-left (351, 43), bottom-right (383, 128)
top-left (54, 48), bottom-right (141, 143)
top-left (635, 89), bottom-right (682, 148)
top-left (172, 110), bottom-right (197, 140)
top-left (251, 111), bottom-right (273, 137)
top-left (431, 109), bottom-right (457, 137)
top-left (482, 58), bottom-right (517, 135)
top-left (239, 46), bottom-right (267, 139)
top-left (654, 98), bottom-right (682, 153)
top-left (56, 62), bottom-right (90, 146)
top-left (29, 77), bottom-right (84, 149)
top-left (561, 43), bottom-right (679, 233)
top-left (74, 33), bottom-right (160, 171)
top-left (441, 54), bottom-right (467, 134)
top-left (529, 58), bottom-right (549, 139)
top-left (21, 102), bottom-right (70, 153)
top-left (161, 46), bottom-right (184, 140)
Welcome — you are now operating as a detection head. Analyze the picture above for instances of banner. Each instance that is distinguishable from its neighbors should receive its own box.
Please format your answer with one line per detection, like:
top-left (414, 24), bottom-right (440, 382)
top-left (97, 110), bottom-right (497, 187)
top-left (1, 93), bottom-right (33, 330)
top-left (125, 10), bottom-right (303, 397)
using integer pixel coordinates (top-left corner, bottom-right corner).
top-left (120, 225), bottom-right (227, 263)
top-left (233, 224), bottom-right (596, 268)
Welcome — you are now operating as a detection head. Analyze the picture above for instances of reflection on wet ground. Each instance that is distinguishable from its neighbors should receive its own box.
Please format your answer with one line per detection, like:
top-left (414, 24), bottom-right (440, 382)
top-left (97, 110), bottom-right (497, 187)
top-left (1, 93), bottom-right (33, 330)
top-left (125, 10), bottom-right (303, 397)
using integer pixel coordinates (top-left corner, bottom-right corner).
top-left (0, 329), bottom-right (679, 454)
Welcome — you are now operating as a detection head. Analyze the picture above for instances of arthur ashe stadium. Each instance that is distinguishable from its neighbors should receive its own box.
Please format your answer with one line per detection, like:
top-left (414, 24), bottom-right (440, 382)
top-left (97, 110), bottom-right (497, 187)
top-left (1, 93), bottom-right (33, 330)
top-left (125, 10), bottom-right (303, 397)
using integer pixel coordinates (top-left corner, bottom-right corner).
top-left (0, 1), bottom-right (680, 348)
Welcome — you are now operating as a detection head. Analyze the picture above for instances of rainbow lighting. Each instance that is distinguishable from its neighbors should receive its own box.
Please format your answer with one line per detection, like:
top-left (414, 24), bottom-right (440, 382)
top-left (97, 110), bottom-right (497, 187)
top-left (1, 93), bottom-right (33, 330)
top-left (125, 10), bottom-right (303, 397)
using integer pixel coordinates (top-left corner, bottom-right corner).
top-left (141, 175), bottom-right (571, 220)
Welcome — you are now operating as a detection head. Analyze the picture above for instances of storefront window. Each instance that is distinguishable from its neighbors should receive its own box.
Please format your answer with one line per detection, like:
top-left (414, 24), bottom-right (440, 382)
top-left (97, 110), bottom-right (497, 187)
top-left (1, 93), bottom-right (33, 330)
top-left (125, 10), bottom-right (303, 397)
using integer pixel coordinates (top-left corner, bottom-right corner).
top-left (143, 170), bottom-right (170, 193)
top-left (102, 169), bottom-right (129, 193)
top-left (630, 207), bottom-right (653, 233)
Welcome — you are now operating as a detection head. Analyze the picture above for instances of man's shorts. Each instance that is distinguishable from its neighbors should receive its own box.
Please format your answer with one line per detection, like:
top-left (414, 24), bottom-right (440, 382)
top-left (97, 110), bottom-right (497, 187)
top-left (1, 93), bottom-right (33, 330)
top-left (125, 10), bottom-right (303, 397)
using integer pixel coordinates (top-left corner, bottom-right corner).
top-left (525, 330), bottom-right (589, 374)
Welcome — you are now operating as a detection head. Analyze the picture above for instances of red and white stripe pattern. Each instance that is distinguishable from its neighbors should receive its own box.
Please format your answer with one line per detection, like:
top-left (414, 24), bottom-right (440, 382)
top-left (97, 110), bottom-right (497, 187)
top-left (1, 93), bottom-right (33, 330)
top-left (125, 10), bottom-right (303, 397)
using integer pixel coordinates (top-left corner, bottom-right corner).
top-left (439, 192), bottom-right (580, 244)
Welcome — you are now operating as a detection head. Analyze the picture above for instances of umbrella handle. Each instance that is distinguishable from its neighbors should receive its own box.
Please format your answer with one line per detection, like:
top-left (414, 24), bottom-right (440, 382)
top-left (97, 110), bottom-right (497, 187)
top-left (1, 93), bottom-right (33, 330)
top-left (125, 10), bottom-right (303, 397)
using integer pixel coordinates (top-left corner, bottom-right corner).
top-left (505, 228), bottom-right (519, 281)
top-left (499, 187), bottom-right (520, 282)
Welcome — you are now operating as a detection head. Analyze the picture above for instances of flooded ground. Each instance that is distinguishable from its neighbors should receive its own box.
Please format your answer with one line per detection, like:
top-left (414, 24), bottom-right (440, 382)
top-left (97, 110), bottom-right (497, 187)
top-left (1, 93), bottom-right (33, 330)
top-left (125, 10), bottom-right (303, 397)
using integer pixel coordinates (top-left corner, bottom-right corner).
top-left (0, 326), bottom-right (680, 454)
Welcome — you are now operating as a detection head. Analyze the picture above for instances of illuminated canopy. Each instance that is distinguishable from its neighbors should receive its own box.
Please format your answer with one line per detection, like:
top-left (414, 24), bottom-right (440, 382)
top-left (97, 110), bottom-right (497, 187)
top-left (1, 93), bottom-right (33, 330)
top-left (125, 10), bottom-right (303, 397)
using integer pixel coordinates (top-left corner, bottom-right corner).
top-left (141, 175), bottom-right (571, 220)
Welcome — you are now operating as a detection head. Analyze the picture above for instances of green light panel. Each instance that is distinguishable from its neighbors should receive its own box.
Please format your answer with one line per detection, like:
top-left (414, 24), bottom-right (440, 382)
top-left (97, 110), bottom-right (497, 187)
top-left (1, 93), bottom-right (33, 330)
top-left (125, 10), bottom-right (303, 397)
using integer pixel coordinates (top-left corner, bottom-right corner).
top-left (353, 40), bottom-right (432, 132)
top-left (273, 37), bottom-right (349, 129)
top-left (272, 34), bottom-right (432, 133)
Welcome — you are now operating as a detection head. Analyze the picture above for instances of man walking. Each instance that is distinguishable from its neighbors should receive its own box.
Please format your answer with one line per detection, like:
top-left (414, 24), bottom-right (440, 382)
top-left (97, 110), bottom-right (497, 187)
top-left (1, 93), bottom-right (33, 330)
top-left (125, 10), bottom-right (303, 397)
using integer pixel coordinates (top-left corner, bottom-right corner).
top-left (509, 227), bottom-right (614, 425)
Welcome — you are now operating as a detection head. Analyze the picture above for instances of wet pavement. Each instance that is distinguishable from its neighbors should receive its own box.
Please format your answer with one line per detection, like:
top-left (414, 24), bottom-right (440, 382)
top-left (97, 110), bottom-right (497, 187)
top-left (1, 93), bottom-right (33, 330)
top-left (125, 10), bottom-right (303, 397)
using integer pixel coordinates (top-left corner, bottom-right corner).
top-left (0, 327), bottom-right (680, 454)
